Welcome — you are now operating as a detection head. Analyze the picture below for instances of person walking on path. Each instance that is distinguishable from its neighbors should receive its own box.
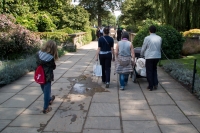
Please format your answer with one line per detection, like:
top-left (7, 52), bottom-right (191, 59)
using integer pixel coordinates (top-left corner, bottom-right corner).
top-left (117, 27), bottom-right (122, 41)
top-left (96, 27), bottom-right (115, 88)
top-left (99, 27), bottom-right (104, 37)
top-left (96, 27), bottom-right (100, 40)
top-left (140, 25), bottom-right (162, 91)
top-left (36, 40), bottom-right (58, 114)
top-left (115, 31), bottom-right (135, 90)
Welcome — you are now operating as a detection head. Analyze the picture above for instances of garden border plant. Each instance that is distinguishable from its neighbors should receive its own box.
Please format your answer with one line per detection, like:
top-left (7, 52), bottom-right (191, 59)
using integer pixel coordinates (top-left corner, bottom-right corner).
top-left (163, 62), bottom-right (200, 99)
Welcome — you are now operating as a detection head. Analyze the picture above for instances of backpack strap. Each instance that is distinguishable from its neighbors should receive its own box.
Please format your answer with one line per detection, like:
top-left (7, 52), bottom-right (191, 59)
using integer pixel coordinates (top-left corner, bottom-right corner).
top-left (102, 36), bottom-right (110, 46)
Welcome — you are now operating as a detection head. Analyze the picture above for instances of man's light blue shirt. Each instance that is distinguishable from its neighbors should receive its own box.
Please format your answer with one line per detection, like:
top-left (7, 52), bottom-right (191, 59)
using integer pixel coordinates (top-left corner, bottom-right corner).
top-left (140, 33), bottom-right (162, 59)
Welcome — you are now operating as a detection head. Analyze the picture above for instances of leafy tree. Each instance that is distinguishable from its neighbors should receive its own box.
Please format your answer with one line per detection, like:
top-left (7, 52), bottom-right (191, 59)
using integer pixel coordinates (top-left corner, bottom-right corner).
top-left (79, 0), bottom-right (122, 27)
top-left (120, 0), bottom-right (160, 32)
top-left (102, 12), bottom-right (116, 27)
top-left (151, 0), bottom-right (200, 30)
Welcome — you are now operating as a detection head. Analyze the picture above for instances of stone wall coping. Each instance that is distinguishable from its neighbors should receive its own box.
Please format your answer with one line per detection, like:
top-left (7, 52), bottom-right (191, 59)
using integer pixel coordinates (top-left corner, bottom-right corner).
top-left (68, 32), bottom-right (87, 38)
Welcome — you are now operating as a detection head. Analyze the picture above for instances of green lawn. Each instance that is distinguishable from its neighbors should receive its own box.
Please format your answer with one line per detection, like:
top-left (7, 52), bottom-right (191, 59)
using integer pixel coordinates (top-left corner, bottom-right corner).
top-left (160, 54), bottom-right (200, 74)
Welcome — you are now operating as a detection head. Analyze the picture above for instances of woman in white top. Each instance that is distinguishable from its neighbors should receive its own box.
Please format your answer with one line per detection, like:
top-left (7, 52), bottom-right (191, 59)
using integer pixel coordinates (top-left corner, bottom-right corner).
top-left (115, 32), bottom-right (135, 90)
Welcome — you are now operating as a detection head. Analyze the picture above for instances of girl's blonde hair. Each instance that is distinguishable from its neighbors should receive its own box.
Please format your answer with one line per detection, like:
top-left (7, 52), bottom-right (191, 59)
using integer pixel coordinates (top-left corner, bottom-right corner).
top-left (41, 40), bottom-right (59, 60)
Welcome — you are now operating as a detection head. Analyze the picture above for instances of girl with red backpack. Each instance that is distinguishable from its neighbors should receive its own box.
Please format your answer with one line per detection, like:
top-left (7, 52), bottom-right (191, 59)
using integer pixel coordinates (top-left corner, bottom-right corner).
top-left (36, 40), bottom-right (58, 114)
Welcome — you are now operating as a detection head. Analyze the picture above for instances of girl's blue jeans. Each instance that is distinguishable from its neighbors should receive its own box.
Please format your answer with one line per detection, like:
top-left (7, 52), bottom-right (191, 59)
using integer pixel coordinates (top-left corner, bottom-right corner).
top-left (40, 82), bottom-right (52, 110)
top-left (119, 74), bottom-right (129, 87)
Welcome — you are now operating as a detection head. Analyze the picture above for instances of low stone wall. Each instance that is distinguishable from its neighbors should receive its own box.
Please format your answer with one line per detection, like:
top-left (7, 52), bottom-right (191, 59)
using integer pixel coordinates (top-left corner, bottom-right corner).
top-left (64, 32), bottom-right (87, 51)
top-left (129, 32), bottom-right (136, 43)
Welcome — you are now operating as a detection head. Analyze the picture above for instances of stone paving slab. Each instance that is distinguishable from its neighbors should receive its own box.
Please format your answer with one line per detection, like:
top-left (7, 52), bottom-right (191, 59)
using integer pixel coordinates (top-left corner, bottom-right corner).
top-left (0, 93), bottom-right (15, 104)
top-left (1, 127), bottom-right (40, 133)
top-left (28, 82), bottom-right (41, 87)
top-left (92, 92), bottom-right (118, 103)
top-left (176, 100), bottom-right (200, 115)
top-left (188, 115), bottom-right (200, 132)
top-left (83, 129), bottom-right (121, 133)
top-left (119, 91), bottom-right (145, 100)
top-left (11, 76), bottom-right (34, 85)
top-left (88, 103), bottom-right (119, 116)
top-left (159, 80), bottom-right (184, 90)
top-left (0, 84), bottom-right (27, 93)
top-left (84, 117), bottom-right (121, 130)
top-left (121, 109), bottom-right (155, 121)
top-left (23, 71), bottom-right (34, 77)
top-left (123, 121), bottom-right (161, 133)
top-left (0, 120), bottom-right (11, 131)
top-left (160, 124), bottom-right (199, 133)
top-left (9, 114), bottom-right (52, 127)
top-left (44, 110), bottom-right (86, 132)
top-left (138, 79), bottom-right (165, 93)
top-left (53, 67), bottom-right (69, 74)
top-left (54, 73), bottom-right (63, 80)
top-left (56, 77), bottom-right (71, 83)
top-left (120, 100), bottom-right (149, 110)
top-left (22, 99), bottom-right (62, 115)
top-left (144, 93), bottom-right (175, 105)
top-left (151, 105), bottom-right (190, 124)
top-left (59, 94), bottom-right (92, 111)
top-left (166, 88), bottom-right (197, 101)
top-left (0, 95), bottom-right (39, 108)
top-left (0, 108), bottom-right (25, 119)
top-left (17, 86), bottom-right (42, 95)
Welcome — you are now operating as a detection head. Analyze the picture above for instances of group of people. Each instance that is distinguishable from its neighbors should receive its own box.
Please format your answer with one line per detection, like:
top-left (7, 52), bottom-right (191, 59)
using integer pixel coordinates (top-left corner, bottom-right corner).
top-left (95, 25), bottom-right (162, 91)
top-left (36, 25), bottom-right (162, 114)
top-left (96, 27), bottom-right (125, 41)
top-left (96, 27), bottom-right (104, 39)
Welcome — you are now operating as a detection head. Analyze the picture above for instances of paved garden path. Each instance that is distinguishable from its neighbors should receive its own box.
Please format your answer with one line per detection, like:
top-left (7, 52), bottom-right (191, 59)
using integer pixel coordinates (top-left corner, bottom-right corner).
top-left (0, 41), bottom-right (200, 133)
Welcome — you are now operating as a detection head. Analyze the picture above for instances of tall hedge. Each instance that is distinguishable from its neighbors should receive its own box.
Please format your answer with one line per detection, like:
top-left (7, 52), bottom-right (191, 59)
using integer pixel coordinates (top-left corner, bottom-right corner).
top-left (133, 25), bottom-right (185, 59)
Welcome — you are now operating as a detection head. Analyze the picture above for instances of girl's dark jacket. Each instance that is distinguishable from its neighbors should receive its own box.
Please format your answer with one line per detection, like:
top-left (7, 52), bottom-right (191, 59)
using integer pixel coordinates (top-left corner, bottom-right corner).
top-left (36, 50), bottom-right (56, 82)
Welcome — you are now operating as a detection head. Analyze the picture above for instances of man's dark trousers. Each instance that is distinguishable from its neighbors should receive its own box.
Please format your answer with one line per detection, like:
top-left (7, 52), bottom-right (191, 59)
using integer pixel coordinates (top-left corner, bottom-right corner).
top-left (145, 58), bottom-right (159, 90)
top-left (99, 53), bottom-right (112, 83)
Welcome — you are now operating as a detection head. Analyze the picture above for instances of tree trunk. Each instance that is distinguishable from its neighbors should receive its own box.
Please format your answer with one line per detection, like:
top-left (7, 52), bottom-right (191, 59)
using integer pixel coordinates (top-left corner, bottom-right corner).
top-left (98, 15), bottom-right (102, 27)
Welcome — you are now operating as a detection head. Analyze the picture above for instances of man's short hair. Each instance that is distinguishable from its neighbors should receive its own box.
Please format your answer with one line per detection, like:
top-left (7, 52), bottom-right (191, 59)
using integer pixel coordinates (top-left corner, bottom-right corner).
top-left (149, 25), bottom-right (156, 33)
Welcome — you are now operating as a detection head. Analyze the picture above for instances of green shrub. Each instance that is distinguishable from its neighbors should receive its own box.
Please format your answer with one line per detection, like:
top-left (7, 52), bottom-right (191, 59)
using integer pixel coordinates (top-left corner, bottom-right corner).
top-left (0, 14), bottom-right (41, 60)
top-left (36, 11), bottom-right (56, 32)
top-left (0, 55), bottom-right (37, 84)
top-left (163, 62), bottom-right (200, 99)
top-left (37, 32), bottom-right (70, 44)
top-left (16, 14), bottom-right (38, 31)
top-left (133, 25), bottom-right (185, 59)
top-left (91, 28), bottom-right (96, 41)
top-left (55, 27), bottom-right (74, 34)
top-left (82, 27), bottom-right (92, 44)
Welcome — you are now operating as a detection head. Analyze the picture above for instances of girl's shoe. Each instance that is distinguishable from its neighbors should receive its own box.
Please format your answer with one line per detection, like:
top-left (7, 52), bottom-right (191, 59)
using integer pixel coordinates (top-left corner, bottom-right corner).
top-left (49, 95), bottom-right (55, 105)
top-left (43, 107), bottom-right (52, 114)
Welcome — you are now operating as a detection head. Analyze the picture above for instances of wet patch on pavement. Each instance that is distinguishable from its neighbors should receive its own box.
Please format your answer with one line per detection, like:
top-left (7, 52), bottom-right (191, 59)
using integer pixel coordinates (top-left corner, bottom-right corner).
top-left (68, 75), bottom-right (109, 96)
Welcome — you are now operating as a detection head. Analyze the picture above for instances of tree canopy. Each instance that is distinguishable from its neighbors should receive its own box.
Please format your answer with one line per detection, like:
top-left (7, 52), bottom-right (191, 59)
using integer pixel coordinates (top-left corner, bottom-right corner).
top-left (120, 0), bottom-right (200, 31)
top-left (79, 0), bottom-right (122, 27)
top-left (0, 0), bottom-right (90, 32)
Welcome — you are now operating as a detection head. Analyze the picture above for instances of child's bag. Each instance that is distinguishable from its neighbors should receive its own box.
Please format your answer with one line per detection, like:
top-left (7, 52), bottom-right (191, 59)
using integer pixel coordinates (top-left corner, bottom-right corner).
top-left (34, 65), bottom-right (46, 84)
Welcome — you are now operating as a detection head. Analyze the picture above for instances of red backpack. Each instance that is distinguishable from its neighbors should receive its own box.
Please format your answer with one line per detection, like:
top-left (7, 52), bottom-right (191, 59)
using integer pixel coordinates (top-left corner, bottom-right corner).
top-left (34, 65), bottom-right (46, 84)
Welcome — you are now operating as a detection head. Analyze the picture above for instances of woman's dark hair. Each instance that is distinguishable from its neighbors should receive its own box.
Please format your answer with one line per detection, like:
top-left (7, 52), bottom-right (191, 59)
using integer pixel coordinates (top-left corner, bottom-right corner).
top-left (149, 25), bottom-right (156, 33)
top-left (103, 27), bottom-right (109, 35)
top-left (121, 31), bottom-right (129, 40)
